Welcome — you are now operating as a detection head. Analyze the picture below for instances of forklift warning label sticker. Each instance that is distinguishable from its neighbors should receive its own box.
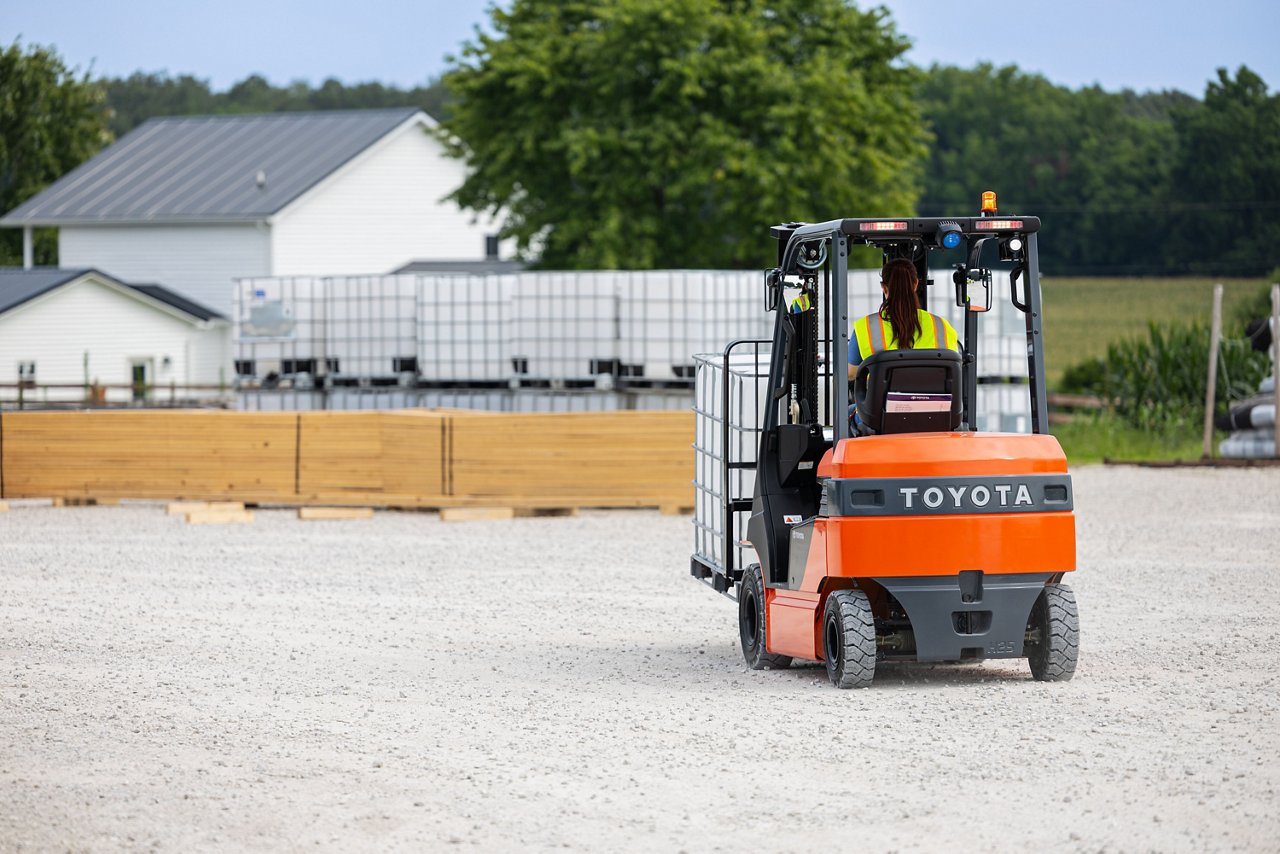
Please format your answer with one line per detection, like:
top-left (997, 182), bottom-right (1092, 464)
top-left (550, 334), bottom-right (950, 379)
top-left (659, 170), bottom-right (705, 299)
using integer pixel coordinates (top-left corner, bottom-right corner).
top-left (783, 515), bottom-right (803, 525)
top-left (886, 392), bottom-right (951, 413)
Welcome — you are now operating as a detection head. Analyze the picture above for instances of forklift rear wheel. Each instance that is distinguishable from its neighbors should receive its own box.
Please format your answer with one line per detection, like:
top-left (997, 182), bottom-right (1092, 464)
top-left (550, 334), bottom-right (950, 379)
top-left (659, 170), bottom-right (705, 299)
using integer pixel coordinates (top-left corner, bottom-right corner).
top-left (823, 589), bottom-right (876, 689)
top-left (739, 565), bottom-right (792, 670)
top-left (1026, 583), bottom-right (1079, 682)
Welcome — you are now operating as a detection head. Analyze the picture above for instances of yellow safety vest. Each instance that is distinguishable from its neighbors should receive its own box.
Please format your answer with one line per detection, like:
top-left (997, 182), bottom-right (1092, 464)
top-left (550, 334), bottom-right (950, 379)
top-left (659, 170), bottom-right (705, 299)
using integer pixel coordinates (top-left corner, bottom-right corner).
top-left (853, 309), bottom-right (959, 362)
top-left (789, 292), bottom-right (812, 313)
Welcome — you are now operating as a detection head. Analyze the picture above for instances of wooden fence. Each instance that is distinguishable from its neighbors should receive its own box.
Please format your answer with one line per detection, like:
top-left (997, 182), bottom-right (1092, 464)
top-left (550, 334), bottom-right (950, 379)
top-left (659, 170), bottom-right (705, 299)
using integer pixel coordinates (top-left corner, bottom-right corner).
top-left (0, 409), bottom-right (694, 509)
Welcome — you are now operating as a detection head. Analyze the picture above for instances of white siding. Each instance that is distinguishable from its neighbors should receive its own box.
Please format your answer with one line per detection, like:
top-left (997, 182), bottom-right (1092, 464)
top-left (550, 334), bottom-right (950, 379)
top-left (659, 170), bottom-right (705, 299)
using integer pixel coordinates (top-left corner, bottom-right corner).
top-left (0, 275), bottom-right (231, 402)
top-left (271, 122), bottom-right (501, 275)
top-left (59, 223), bottom-right (270, 317)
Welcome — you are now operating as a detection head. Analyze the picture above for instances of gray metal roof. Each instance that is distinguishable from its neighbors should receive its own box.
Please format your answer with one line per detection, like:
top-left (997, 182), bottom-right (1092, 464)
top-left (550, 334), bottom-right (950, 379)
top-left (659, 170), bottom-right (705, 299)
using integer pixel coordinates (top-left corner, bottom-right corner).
top-left (0, 108), bottom-right (424, 226)
top-left (394, 259), bottom-right (527, 275)
top-left (0, 268), bottom-right (225, 321)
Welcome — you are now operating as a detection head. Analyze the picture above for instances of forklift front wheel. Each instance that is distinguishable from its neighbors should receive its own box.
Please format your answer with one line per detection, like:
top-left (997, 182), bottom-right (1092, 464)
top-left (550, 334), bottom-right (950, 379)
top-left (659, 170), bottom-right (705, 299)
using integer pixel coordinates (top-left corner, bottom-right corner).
top-left (739, 565), bottom-right (792, 671)
top-left (823, 589), bottom-right (877, 689)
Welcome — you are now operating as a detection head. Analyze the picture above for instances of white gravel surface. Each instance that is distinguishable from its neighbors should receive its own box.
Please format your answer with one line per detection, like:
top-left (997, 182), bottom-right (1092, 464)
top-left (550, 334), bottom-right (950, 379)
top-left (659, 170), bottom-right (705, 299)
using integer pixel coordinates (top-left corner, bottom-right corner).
top-left (2, 465), bottom-right (1279, 852)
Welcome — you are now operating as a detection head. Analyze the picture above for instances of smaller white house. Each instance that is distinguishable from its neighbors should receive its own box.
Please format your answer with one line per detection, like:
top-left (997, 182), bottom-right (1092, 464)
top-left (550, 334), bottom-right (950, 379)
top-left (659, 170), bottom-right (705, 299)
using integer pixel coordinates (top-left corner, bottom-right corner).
top-left (0, 268), bottom-right (230, 406)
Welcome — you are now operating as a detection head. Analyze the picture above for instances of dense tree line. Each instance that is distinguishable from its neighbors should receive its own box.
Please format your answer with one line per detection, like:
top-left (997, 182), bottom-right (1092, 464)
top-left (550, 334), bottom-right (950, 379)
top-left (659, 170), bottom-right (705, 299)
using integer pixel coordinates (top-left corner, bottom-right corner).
top-left (101, 73), bottom-right (451, 137)
top-left (3, 21), bottom-right (1279, 274)
top-left (919, 64), bottom-right (1279, 275)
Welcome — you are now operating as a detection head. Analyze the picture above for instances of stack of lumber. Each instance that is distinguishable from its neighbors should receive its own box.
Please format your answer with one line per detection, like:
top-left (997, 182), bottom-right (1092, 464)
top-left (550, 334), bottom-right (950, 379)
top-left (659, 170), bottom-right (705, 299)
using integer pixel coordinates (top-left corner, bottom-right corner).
top-left (449, 411), bottom-right (693, 507)
top-left (0, 411), bottom-right (295, 502)
top-left (297, 410), bottom-right (445, 505)
top-left (0, 409), bottom-right (693, 510)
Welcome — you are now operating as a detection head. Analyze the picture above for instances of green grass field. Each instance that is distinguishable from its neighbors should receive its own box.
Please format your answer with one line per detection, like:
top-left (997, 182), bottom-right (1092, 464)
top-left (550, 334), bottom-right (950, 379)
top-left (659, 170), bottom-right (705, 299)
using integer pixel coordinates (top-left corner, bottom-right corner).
top-left (1040, 276), bottom-right (1269, 387)
top-left (1050, 412), bottom-right (1211, 465)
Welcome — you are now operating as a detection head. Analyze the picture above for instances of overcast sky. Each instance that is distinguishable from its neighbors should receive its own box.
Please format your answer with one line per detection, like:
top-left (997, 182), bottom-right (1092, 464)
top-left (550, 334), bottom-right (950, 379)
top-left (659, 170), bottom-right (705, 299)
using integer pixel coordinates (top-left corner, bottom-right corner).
top-left (3, 0), bottom-right (1276, 97)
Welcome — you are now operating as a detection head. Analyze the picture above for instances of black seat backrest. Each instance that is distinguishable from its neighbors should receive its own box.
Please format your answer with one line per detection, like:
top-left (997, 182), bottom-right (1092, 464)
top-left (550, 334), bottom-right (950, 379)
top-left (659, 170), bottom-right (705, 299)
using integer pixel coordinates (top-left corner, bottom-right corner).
top-left (854, 348), bottom-right (963, 435)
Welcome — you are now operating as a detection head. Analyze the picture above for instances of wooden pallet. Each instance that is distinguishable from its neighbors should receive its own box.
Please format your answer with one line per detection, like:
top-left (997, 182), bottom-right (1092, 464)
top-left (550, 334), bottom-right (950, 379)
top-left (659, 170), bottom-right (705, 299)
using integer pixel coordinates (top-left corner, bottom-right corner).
top-left (440, 506), bottom-right (516, 522)
top-left (297, 506), bottom-right (375, 521)
top-left (185, 508), bottom-right (254, 525)
top-left (166, 501), bottom-right (245, 515)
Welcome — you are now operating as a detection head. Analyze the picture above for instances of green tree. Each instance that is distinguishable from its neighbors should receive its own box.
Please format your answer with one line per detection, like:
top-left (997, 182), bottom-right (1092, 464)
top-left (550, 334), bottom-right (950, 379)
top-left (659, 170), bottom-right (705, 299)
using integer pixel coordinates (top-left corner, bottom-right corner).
top-left (0, 41), bottom-right (112, 265)
top-left (1167, 66), bottom-right (1280, 275)
top-left (437, 0), bottom-right (927, 269)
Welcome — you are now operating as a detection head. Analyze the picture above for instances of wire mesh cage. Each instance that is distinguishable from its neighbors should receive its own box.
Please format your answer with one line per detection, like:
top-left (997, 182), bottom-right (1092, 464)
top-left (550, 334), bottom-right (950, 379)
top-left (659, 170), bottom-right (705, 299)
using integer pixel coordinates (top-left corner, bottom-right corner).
top-left (692, 342), bottom-right (772, 582)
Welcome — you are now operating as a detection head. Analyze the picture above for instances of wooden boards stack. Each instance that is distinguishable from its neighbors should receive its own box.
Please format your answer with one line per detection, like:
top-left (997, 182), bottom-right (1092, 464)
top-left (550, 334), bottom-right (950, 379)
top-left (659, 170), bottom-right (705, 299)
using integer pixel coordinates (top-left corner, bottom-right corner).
top-left (296, 410), bottom-right (445, 505)
top-left (1, 411), bottom-right (294, 502)
top-left (448, 410), bottom-right (694, 507)
top-left (0, 409), bottom-right (694, 510)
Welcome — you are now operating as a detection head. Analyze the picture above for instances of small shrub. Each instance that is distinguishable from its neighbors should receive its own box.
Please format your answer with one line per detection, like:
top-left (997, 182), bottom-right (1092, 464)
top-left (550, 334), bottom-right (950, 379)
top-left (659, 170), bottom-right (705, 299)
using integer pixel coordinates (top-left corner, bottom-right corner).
top-left (1100, 320), bottom-right (1268, 431)
top-left (1058, 357), bottom-right (1105, 396)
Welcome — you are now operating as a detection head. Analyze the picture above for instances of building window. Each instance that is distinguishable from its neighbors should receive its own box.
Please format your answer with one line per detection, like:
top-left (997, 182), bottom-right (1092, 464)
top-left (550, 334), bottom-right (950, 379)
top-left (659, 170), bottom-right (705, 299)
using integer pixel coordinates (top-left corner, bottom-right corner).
top-left (281, 358), bottom-right (317, 375)
top-left (485, 234), bottom-right (500, 260)
top-left (324, 357), bottom-right (340, 375)
top-left (234, 359), bottom-right (255, 378)
top-left (392, 357), bottom-right (418, 374)
top-left (17, 361), bottom-right (35, 387)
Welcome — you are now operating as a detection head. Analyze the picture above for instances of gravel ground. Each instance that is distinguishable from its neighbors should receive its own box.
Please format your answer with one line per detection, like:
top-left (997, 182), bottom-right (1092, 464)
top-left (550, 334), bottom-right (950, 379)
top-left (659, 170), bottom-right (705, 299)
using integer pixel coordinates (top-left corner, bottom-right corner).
top-left (1, 465), bottom-right (1279, 852)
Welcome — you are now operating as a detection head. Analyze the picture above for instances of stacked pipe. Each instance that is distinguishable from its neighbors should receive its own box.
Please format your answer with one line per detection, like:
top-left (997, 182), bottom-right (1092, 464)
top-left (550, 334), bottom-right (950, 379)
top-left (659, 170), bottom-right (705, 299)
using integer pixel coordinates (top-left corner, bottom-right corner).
top-left (1217, 316), bottom-right (1276, 458)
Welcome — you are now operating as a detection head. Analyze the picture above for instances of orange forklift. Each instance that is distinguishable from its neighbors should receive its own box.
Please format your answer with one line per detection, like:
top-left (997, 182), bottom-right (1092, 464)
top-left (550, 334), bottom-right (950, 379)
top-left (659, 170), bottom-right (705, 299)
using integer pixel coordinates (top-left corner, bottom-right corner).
top-left (690, 193), bottom-right (1078, 688)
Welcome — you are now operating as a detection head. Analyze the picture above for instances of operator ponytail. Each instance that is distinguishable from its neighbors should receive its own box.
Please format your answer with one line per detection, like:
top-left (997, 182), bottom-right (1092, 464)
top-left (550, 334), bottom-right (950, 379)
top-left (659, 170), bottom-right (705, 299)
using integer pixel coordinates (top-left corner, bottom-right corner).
top-left (879, 259), bottom-right (922, 349)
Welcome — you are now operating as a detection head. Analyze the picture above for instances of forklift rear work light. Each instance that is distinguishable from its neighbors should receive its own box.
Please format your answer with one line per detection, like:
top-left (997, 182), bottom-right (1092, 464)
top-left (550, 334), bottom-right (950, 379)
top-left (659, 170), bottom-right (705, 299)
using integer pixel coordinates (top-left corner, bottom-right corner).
top-left (998, 235), bottom-right (1024, 262)
top-left (936, 222), bottom-right (963, 249)
top-left (859, 221), bottom-right (909, 232)
top-left (973, 219), bottom-right (1023, 231)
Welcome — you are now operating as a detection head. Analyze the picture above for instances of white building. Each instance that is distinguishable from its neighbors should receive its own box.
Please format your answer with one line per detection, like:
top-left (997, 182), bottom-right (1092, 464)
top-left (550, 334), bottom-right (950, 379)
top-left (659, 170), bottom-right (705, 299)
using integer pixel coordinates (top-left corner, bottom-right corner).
top-left (0, 108), bottom-right (505, 317)
top-left (0, 268), bottom-right (229, 405)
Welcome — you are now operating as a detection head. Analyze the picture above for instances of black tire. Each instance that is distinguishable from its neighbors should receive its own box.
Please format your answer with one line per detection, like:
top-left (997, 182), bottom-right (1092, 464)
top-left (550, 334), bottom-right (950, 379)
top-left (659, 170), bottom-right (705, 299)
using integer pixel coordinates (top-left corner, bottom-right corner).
top-left (822, 589), bottom-right (877, 689)
top-left (738, 565), bottom-right (792, 670)
top-left (1026, 583), bottom-right (1079, 682)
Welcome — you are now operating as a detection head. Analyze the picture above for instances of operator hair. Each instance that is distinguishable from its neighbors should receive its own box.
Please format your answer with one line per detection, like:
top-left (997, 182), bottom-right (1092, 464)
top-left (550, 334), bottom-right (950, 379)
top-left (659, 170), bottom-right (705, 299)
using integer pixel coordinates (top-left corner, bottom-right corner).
top-left (879, 259), bottom-right (922, 349)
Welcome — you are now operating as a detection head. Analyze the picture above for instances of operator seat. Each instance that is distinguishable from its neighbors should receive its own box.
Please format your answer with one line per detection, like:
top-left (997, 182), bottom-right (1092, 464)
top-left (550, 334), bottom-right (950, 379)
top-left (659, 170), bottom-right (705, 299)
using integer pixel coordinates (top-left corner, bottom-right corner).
top-left (854, 348), bottom-right (963, 435)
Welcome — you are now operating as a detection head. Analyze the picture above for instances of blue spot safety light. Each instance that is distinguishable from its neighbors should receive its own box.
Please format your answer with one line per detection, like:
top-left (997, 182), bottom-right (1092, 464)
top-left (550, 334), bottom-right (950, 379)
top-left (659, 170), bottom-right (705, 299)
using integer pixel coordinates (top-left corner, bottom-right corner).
top-left (936, 222), bottom-right (964, 250)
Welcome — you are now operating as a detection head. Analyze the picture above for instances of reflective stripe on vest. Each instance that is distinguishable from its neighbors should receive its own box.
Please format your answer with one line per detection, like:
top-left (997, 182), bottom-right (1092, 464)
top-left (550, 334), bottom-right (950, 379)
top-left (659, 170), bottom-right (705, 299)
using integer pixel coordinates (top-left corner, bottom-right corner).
top-left (868, 315), bottom-right (886, 353)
